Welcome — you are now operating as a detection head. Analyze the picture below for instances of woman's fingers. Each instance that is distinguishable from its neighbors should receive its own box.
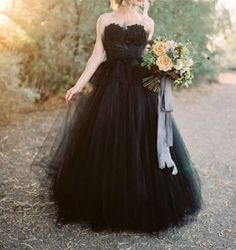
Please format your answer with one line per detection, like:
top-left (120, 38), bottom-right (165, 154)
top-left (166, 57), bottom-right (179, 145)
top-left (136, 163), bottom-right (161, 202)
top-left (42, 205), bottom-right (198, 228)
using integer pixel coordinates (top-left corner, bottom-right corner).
top-left (65, 89), bottom-right (72, 104)
top-left (66, 88), bottom-right (74, 100)
top-left (66, 91), bottom-right (76, 104)
top-left (65, 87), bottom-right (81, 104)
top-left (65, 90), bottom-right (70, 100)
top-left (69, 93), bottom-right (74, 101)
top-left (67, 92), bottom-right (73, 103)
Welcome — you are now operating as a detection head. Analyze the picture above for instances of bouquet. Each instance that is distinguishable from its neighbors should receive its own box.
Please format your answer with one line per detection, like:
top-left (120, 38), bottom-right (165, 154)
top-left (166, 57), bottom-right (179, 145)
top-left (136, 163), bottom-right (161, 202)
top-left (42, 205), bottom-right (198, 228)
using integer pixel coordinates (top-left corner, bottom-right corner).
top-left (141, 36), bottom-right (195, 92)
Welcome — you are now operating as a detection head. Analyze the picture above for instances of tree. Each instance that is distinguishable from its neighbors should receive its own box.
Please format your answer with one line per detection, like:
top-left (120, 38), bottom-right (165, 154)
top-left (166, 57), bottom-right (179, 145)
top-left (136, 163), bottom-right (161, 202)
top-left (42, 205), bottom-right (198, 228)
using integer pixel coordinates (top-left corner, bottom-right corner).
top-left (0, 0), bottom-right (231, 101)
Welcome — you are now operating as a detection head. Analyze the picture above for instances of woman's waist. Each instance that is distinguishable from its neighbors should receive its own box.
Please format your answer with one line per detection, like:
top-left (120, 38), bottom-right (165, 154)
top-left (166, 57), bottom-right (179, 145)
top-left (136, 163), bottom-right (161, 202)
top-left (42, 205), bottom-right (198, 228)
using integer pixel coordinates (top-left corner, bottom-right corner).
top-left (105, 45), bottom-right (144, 63)
top-left (105, 57), bottom-right (142, 66)
top-left (96, 58), bottom-right (151, 82)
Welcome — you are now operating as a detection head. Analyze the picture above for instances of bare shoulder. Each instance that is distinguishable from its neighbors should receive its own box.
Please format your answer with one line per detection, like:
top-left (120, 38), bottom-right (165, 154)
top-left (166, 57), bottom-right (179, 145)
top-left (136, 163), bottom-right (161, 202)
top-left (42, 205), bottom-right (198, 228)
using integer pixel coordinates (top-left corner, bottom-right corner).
top-left (95, 12), bottom-right (115, 40)
top-left (96, 12), bottom-right (114, 27)
top-left (143, 15), bottom-right (155, 41)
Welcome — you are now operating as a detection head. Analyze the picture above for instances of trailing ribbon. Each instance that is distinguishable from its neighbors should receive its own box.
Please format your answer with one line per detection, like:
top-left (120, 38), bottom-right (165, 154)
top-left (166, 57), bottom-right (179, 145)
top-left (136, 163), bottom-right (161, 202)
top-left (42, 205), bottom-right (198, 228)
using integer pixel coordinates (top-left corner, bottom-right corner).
top-left (157, 76), bottom-right (178, 175)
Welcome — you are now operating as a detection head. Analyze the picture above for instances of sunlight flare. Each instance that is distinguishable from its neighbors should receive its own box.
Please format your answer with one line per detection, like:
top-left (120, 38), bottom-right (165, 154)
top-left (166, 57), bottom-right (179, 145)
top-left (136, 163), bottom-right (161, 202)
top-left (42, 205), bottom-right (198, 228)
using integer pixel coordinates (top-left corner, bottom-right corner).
top-left (0, 0), bottom-right (12, 12)
top-left (0, 0), bottom-right (13, 25)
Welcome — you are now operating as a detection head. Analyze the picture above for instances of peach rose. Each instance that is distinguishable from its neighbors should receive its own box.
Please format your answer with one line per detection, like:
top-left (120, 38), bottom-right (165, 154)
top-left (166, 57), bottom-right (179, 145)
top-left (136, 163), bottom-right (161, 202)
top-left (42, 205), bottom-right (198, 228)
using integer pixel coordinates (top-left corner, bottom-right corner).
top-left (156, 55), bottom-right (173, 72)
top-left (152, 42), bottom-right (167, 56)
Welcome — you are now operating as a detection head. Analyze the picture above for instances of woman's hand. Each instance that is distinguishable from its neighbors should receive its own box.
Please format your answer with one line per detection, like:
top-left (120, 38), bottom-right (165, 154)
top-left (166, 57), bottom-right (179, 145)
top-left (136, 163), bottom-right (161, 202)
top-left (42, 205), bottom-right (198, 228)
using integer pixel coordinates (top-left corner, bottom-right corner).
top-left (65, 85), bottom-right (83, 104)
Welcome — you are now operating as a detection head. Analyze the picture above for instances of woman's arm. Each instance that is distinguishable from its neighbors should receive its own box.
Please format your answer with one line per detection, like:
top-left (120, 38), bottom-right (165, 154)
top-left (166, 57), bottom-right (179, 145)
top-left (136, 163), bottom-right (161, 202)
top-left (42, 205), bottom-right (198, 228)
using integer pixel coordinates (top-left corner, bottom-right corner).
top-left (143, 16), bottom-right (155, 52)
top-left (65, 14), bottom-right (106, 103)
top-left (146, 17), bottom-right (155, 42)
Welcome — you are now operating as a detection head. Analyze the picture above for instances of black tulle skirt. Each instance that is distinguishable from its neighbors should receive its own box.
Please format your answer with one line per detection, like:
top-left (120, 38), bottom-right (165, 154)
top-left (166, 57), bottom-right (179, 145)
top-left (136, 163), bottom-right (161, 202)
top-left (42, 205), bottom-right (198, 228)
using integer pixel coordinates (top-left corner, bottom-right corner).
top-left (30, 59), bottom-right (203, 234)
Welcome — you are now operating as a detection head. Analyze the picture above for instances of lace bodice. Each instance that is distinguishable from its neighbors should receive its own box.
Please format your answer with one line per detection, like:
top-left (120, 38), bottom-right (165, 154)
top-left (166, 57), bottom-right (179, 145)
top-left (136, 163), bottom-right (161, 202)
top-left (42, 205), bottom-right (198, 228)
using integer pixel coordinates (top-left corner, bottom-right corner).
top-left (102, 23), bottom-right (148, 62)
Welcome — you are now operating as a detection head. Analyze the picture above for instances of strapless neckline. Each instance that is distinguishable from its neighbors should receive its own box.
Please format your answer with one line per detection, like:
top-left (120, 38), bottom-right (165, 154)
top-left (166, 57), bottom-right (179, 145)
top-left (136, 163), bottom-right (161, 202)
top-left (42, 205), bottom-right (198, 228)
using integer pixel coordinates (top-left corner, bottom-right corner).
top-left (104, 22), bottom-right (148, 37)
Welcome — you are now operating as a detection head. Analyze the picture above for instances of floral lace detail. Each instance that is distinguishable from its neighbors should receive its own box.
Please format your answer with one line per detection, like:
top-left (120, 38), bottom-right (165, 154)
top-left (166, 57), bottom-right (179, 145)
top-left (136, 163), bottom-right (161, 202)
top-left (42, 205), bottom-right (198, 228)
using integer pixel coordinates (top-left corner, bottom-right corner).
top-left (103, 23), bottom-right (148, 61)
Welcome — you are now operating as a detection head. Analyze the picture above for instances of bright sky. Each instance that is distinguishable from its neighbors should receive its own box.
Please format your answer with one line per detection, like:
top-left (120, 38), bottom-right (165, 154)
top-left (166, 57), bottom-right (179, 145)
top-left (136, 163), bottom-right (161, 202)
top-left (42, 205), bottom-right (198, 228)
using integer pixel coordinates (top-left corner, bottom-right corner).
top-left (0, 0), bottom-right (12, 25)
top-left (220, 0), bottom-right (236, 9)
top-left (0, 0), bottom-right (12, 12)
top-left (218, 0), bottom-right (236, 23)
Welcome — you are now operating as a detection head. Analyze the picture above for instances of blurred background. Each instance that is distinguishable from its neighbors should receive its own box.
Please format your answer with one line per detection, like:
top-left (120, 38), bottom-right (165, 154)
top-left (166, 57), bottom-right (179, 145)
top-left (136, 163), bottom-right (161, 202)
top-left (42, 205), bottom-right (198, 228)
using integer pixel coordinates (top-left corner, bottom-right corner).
top-left (0, 0), bottom-right (235, 125)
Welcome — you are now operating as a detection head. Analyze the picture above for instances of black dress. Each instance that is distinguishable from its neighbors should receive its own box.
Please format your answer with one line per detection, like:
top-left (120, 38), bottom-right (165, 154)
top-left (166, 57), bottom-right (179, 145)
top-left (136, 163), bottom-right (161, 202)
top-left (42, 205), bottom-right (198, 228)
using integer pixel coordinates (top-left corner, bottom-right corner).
top-left (31, 22), bottom-right (203, 234)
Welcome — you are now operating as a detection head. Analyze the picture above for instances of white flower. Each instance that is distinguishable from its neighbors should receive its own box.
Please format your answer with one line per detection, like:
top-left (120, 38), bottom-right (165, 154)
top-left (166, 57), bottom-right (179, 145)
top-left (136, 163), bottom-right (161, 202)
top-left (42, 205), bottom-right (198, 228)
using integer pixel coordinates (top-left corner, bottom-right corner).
top-left (180, 67), bottom-right (190, 75)
top-left (185, 58), bottom-right (194, 67)
top-left (174, 59), bottom-right (184, 70)
top-left (166, 40), bottom-right (177, 51)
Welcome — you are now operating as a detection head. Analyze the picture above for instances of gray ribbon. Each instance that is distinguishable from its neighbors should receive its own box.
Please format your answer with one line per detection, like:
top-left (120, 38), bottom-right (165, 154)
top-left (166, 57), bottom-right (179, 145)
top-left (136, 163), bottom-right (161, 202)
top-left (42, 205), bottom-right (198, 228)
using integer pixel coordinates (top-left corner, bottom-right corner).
top-left (157, 76), bottom-right (178, 175)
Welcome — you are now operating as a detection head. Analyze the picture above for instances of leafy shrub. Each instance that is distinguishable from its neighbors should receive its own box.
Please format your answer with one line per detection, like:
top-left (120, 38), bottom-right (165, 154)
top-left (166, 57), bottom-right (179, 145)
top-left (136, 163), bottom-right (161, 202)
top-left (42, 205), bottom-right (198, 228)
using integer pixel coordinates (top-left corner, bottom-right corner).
top-left (149, 0), bottom-right (231, 79)
top-left (0, 0), bottom-right (231, 102)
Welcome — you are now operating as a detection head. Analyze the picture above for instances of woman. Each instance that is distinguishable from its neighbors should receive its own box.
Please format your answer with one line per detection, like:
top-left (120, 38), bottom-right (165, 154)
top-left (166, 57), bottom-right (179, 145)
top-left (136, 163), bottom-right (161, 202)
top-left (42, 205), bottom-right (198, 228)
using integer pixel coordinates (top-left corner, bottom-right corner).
top-left (32, 0), bottom-right (203, 234)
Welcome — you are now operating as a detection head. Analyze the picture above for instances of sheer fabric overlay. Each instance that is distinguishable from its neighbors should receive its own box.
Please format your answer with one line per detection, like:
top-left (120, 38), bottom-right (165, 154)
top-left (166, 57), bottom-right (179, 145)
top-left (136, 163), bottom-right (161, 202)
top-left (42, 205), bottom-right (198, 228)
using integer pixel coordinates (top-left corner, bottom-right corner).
top-left (30, 23), bottom-right (203, 234)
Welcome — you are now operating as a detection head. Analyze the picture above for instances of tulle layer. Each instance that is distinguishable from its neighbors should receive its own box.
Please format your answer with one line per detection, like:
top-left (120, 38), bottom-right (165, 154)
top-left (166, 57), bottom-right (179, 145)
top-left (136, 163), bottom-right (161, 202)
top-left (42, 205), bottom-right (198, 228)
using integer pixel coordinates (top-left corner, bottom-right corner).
top-left (31, 59), bottom-right (203, 234)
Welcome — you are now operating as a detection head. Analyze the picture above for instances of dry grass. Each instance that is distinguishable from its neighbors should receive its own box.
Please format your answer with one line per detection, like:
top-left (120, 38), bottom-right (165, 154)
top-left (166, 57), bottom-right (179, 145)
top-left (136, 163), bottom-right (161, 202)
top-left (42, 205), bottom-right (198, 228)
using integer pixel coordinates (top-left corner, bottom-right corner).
top-left (0, 84), bottom-right (65, 127)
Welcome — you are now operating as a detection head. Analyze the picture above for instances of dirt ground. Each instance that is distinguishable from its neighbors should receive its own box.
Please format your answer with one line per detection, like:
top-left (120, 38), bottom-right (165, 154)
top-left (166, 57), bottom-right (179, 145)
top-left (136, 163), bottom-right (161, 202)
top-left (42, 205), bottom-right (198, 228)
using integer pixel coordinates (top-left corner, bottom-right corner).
top-left (0, 73), bottom-right (235, 249)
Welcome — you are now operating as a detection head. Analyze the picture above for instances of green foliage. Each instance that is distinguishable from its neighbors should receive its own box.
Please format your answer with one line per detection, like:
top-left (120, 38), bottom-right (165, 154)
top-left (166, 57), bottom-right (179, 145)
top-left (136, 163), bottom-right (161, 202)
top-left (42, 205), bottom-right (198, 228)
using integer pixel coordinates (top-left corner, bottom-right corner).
top-left (0, 50), bottom-right (22, 89)
top-left (141, 49), bottom-right (156, 70)
top-left (0, 0), bottom-right (231, 102)
top-left (68, 0), bottom-right (231, 82)
top-left (78, 0), bottom-right (110, 68)
top-left (0, 0), bottom-right (85, 99)
top-left (17, 1), bottom-right (83, 98)
top-left (149, 0), bottom-right (231, 79)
